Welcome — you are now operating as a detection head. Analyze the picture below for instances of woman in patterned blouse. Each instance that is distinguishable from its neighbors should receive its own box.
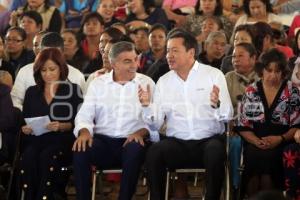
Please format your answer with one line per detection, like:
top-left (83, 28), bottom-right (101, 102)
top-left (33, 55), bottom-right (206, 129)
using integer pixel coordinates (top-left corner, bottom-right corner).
top-left (236, 48), bottom-right (300, 198)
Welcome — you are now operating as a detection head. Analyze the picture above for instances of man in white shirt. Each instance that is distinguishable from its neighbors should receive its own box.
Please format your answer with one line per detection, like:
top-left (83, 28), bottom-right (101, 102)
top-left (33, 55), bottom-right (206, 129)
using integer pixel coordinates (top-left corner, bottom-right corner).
top-left (10, 31), bottom-right (85, 110)
top-left (139, 29), bottom-right (233, 200)
top-left (72, 41), bottom-right (155, 200)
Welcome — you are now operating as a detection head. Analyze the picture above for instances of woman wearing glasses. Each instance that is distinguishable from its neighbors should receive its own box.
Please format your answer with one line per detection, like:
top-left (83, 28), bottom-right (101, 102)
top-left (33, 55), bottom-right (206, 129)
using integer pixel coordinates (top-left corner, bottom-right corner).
top-left (4, 27), bottom-right (35, 80)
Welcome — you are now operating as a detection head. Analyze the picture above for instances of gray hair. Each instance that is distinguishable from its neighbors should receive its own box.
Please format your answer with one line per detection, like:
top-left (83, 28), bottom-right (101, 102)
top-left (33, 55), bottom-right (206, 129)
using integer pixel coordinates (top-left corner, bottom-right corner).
top-left (108, 41), bottom-right (135, 63)
top-left (205, 31), bottom-right (227, 45)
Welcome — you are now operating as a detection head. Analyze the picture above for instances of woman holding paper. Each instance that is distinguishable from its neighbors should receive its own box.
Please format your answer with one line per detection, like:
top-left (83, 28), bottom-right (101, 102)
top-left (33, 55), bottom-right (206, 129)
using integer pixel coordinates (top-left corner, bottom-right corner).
top-left (20, 48), bottom-right (83, 200)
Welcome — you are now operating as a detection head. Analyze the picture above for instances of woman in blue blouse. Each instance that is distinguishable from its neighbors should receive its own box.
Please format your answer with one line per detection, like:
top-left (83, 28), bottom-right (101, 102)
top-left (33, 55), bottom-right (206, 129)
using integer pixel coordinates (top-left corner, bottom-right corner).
top-left (20, 48), bottom-right (83, 200)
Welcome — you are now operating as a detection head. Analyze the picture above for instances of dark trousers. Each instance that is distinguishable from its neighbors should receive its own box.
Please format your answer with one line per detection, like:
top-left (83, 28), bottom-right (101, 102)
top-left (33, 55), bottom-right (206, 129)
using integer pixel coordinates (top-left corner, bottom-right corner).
top-left (146, 135), bottom-right (225, 200)
top-left (19, 134), bottom-right (72, 200)
top-left (73, 134), bottom-right (146, 200)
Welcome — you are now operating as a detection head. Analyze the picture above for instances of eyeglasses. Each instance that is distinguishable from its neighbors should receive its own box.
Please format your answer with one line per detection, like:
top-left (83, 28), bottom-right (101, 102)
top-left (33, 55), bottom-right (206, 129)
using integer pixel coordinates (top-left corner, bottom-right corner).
top-left (5, 38), bottom-right (24, 43)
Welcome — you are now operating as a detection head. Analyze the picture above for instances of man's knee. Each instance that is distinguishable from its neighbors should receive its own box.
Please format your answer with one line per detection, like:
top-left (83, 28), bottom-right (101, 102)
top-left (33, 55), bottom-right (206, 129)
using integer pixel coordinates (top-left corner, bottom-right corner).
top-left (124, 142), bottom-right (145, 153)
top-left (204, 136), bottom-right (226, 163)
top-left (73, 149), bottom-right (91, 166)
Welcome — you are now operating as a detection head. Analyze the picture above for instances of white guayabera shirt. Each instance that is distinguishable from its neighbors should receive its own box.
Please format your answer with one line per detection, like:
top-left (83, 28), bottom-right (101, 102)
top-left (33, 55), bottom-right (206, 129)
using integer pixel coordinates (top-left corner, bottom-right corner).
top-left (142, 61), bottom-right (233, 140)
top-left (74, 71), bottom-right (155, 138)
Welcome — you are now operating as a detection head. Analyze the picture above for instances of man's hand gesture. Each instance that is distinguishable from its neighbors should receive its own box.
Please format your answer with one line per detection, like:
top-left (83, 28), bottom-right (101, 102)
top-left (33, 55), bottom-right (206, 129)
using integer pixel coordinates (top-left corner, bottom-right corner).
top-left (72, 128), bottom-right (93, 152)
top-left (210, 85), bottom-right (220, 108)
top-left (138, 84), bottom-right (151, 107)
top-left (123, 128), bottom-right (149, 147)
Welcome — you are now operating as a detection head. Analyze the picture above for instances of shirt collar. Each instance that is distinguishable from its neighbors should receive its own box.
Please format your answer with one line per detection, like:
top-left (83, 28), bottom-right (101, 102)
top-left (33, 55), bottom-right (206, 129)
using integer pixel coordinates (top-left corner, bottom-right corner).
top-left (105, 70), bottom-right (139, 84)
top-left (234, 70), bottom-right (258, 84)
top-left (191, 60), bottom-right (200, 71)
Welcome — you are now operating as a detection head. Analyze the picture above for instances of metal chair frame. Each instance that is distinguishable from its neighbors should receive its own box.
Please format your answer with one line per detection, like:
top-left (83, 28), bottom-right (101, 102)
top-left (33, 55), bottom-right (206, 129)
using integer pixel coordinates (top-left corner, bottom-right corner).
top-left (164, 123), bottom-right (232, 200)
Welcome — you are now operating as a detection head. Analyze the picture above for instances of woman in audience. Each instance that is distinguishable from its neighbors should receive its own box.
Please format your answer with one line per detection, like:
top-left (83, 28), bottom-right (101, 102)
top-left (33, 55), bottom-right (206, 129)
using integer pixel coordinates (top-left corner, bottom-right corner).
top-left (58, 0), bottom-right (98, 29)
top-left (253, 22), bottom-right (294, 59)
top-left (85, 27), bottom-right (124, 76)
top-left (196, 15), bottom-right (223, 45)
top-left (198, 31), bottom-right (227, 69)
top-left (236, 48), bottom-right (300, 198)
top-left (20, 48), bottom-right (83, 200)
top-left (4, 27), bottom-right (35, 80)
top-left (0, 35), bottom-right (14, 80)
top-left (10, 0), bottom-right (62, 32)
top-left (226, 44), bottom-right (258, 108)
top-left (114, 0), bottom-right (127, 21)
top-left (183, 0), bottom-right (233, 42)
top-left (222, 0), bottom-right (244, 24)
top-left (79, 12), bottom-right (104, 61)
top-left (225, 43), bottom-right (259, 195)
top-left (162, 0), bottom-right (197, 27)
top-left (221, 24), bottom-right (255, 74)
top-left (97, 0), bottom-right (121, 28)
top-left (235, 0), bottom-right (280, 28)
top-left (125, 0), bottom-right (170, 31)
top-left (62, 29), bottom-right (89, 72)
top-left (19, 11), bottom-right (43, 50)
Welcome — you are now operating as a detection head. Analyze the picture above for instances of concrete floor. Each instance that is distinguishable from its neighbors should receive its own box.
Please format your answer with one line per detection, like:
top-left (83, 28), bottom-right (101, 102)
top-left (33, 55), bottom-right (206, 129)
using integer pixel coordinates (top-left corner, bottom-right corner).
top-left (66, 173), bottom-right (206, 200)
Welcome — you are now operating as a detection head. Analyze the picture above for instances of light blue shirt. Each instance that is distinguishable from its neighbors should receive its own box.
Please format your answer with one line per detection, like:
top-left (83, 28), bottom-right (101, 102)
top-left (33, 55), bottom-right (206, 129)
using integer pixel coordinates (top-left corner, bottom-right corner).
top-left (59, 0), bottom-right (99, 13)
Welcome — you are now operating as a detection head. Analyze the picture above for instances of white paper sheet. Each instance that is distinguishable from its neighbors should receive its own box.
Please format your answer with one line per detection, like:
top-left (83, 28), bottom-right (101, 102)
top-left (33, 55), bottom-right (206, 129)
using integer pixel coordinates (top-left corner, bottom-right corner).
top-left (24, 116), bottom-right (51, 136)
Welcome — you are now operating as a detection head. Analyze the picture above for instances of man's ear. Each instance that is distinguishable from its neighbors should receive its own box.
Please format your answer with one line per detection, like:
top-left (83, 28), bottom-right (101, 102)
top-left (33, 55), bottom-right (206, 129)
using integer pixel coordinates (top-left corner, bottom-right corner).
top-left (110, 62), bottom-right (116, 70)
top-left (38, 24), bottom-right (42, 31)
top-left (188, 47), bottom-right (196, 59)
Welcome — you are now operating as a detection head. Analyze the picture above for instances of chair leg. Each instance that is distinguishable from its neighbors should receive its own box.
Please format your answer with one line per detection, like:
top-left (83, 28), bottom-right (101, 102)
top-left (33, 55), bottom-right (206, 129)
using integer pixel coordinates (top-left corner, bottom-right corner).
top-left (194, 172), bottom-right (198, 187)
top-left (165, 171), bottom-right (170, 200)
top-left (20, 189), bottom-right (25, 200)
top-left (91, 171), bottom-right (97, 200)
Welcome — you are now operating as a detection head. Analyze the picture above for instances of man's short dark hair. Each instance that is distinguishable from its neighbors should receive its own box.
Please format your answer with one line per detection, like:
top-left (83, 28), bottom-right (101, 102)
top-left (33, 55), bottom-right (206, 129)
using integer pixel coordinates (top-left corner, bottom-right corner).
top-left (40, 32), bottom-right (64, 50)
top-left (81, 12), bottom-right (104, 27)
top-left (149, 23), bottom-right (168, 36)
top-left (167, 28), bottom-right (199, 59)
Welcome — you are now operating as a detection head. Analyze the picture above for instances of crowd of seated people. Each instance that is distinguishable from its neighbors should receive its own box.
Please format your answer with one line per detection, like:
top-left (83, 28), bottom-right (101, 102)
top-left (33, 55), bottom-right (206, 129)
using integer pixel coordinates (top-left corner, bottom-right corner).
top-left (0, 0), bottom-right (300, 200)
